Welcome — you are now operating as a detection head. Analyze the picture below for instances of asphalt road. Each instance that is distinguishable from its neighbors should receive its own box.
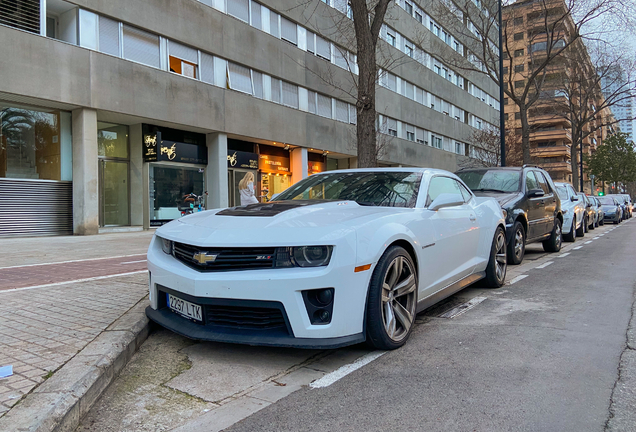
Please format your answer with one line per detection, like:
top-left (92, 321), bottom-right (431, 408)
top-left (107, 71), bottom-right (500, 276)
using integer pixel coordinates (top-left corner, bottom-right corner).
top-left (225, 221), bottom-right (636, 432)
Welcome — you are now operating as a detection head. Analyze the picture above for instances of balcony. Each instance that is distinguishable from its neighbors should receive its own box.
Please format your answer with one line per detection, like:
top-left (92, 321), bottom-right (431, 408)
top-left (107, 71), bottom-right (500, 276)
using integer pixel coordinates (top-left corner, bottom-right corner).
top-left (531, 146), bottom-right (571, 158)
top-left (529, 128), bottom-right (572, 143)
top-left (529, 113), bottom-right (567, 126)
top-left (541, 161), bottom-right (572, 173)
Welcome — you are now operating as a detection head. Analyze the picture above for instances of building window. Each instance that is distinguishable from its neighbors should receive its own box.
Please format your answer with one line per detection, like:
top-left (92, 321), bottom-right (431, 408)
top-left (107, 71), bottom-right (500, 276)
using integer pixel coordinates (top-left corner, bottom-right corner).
top-left (514, 49), bottom-right (524, 57)
top-left (122, 25), bottom-right (160, 68)
top-left (169, 41), bottom-right (198, 79)
top-left (514, 32), bottom-right (524, 40)
top-left (317, 94), bottom-right (332, 118)
top-left (455, 142), bottom-right (464, 154)
top-left (99, 16), bottom-right (120, 57)
top-left (514, 17), bottom-right (523, 25)
top-left (386, 30), bottom-right (396, 47)
top-left (316, 35), bottom-right (331, 60)
top-left (504, 98), bottom-right (509, 105)
top-left (405, 1), bottom-right (413, 14)
top-left (515, 112), bottom-right (521, 119)
top-left (405, 43), bottom-right (414, 58)
top-left (515, 80), bottom-right (525, 88)
top-left (281, 81), bottom-right (299, 109)
top-left (415, 12), bottom-right (422, 23)
top-left (281, 17), bottom-right (298, 45)
top-left (504, 113), bottom-right (509, 120)
top-left (531, 42), bottom-right (547, 52)
top-left (227, 62), bottom-right (253, 94)
top-left (227, 0), bottom-right (249, 22)
top-left (432, 135), bottom-right (442, 149)
top-left (514, 64), bottom-right (524, 72)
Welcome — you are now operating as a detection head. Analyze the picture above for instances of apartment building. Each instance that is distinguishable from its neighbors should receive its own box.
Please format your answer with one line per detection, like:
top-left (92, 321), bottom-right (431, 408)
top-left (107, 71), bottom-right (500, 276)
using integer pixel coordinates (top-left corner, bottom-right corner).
top-left (601, 65), bottom-right (634, 143)
top-left (0, 0), bottom-right (500, 237)
top-left (502, 0), bottom-right (612, 192)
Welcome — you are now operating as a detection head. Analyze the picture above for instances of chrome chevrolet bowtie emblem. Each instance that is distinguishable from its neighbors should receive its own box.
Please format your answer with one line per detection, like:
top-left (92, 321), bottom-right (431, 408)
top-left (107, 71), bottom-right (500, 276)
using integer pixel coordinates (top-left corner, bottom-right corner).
top-left (193, 252), bottom-right (218, 264)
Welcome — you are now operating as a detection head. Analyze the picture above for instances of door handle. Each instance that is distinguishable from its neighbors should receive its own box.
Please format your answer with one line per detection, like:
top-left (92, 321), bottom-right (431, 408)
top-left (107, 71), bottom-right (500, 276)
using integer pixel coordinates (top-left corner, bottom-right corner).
top-left (469, 214), bottom-right (477, 221)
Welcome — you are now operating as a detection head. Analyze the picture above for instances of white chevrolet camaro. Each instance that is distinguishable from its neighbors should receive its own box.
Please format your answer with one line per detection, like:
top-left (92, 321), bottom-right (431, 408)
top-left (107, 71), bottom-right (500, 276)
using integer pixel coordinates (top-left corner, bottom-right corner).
top-left (146, 168), bottom-right (507, 350)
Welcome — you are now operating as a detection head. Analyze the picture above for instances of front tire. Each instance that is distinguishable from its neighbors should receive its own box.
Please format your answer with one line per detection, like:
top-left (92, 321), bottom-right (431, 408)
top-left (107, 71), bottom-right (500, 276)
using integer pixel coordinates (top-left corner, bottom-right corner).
top-left (543, 218), bottom-right (563, 252)
top-left (564, 218), bottom-right (576, 242)
top-left (507, 221), bottom-right (525, 265)
top-left (365, 246), bottom-right (417, 350)
top-left (599, 218), bottom-right (604, 226)
top-left (484, 226), bottom-right (507, 288)
top-left (584, 217), bottom-right (589, 233)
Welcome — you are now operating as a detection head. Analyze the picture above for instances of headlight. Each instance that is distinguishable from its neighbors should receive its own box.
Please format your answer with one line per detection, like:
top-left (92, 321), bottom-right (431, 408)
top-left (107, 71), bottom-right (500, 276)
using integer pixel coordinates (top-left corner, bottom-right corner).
top-left (274, 246), bottom-right (333, 268)
top-left (159, 237), bottom-right (173, 254)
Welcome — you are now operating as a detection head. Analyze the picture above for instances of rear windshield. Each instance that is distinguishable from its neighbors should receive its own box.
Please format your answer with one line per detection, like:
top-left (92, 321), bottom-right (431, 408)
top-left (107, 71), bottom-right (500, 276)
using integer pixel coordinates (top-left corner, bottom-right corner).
top-left (598, 196), bottom-right (615, 205)
top-left (456, 170), bottom-right (520, 193)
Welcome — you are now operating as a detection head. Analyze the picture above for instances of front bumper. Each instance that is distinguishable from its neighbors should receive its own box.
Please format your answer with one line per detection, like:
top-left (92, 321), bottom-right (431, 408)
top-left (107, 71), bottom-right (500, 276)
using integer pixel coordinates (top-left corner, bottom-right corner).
top-left (146, 235), bottom-right (372, 348)
top-left (604, 213), bottom-right (619, 222)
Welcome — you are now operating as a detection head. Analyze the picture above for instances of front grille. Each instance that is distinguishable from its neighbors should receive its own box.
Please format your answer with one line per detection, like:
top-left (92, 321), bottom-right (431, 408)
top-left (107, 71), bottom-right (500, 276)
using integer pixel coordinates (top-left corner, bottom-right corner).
top-left (205, 305), bottom-right (287, 330)
top-left (173, 242), bottom-right (276, 271)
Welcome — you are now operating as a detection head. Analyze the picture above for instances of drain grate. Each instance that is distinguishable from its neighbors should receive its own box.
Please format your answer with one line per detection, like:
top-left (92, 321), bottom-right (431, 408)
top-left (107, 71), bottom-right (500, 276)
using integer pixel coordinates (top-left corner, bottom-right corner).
top-left (421, 296), bottom-right (472, 318)
top-left (438, 296), bottom-right (487, 319)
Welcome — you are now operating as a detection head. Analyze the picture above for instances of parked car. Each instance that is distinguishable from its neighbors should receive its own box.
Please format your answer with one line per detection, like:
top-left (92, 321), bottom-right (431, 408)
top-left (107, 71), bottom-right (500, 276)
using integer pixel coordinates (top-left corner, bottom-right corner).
top-left (598, 196), bottom-right (622, 224)
top-left (146, 168), bottom-right (507, 350)
top-left (577, 193), bottom-right (595, 232)
top-left (456, 166), bottom-right (563, 265)
top-left (591, 196), bottom-right (605, 226)
top-left (609, 194), bottom-right (629, 221)
top-left (618, 194), bottom-right (632, 219)
top-left (554, 182), bottom-right (585, 241)
top-left (585, 194), bottom-right (598, 229)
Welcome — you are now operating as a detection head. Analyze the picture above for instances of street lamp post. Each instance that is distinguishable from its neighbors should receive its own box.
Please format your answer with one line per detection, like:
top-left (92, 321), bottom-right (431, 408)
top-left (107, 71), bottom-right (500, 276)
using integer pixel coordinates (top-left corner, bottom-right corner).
top-left (580, 137), bottom-right (584, 192)
top-left (499, 0), bottom-right (506, 167)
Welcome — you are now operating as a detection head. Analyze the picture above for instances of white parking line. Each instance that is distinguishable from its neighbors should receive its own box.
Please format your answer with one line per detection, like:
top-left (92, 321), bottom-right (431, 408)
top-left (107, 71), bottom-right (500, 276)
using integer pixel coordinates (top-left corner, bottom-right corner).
top-left (310, 351), bottom-right (386, 388)
top-left (535, 261), bottom-right (554, 269)
top-left (593, 237), bottom-right (600, 240)
top-left (508, 275), bottom-right (529, 285)
top-left (0, 254), bottom-right (147, 270)
top-left (120, 260), bottom-right (147, 265)
top-left (573, 246), bottom-right (583, 250)
top-left (0, 271), bottom-right (148, 293)
top-left (558, 253), bottom-right (571, 258)
top-left (585, 241), bottom-right (593, 244)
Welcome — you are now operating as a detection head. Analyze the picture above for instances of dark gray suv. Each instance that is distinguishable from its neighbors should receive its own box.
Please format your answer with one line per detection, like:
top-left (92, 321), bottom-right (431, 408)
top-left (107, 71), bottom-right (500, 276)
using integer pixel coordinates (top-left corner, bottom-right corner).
top-left (456, 166), bottom-right (563, 265)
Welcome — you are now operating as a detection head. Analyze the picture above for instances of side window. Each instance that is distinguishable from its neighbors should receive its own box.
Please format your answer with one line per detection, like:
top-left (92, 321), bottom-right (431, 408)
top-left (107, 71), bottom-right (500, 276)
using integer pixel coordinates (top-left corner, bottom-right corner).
top-left (458, 182), bottom-right (473, 202)
top-left (525, 171), bottom-right (539, 192)
top-left (567, 186), bottom-right (576, 198)
top-left (427, 176), bottom-right (464, 205)
top-left (535, 171), bottom-right (551, 194)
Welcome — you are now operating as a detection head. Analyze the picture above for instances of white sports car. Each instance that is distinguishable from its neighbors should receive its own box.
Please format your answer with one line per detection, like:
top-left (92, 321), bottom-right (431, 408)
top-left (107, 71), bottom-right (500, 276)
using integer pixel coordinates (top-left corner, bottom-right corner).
top-left (146, 168), bottom-right (507, 350)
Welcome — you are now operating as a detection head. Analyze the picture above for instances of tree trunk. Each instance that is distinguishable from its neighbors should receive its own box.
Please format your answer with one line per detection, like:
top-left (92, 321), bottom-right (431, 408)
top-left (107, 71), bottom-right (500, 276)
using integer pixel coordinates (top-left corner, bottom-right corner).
top-left (570, 142), bottom-right (579, 191)
top-left (519, 107), bottom-right (531, 164)
top-left (356, 70), bottom-right (377, 168)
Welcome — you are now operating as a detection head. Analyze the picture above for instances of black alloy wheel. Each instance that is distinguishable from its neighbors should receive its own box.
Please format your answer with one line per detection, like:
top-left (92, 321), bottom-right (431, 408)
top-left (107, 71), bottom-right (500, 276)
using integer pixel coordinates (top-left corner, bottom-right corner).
top-left (543, 218), bottom-right (563, 253)
top-left (507, 221), bottom-right (525, 265)
top-left (484, 226), bottom-right (507, 288)
top-left (564, 218), bottom-right (576, 242)
top-left (576, 216), bottom-right (585, 237)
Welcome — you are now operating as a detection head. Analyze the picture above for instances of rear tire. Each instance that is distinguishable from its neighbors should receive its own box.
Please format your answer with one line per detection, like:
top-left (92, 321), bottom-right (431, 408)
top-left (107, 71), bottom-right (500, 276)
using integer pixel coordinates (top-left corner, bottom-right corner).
top-left (584, 217), bottom-right (589, 233)
top-left (576, 217), bottom-right (585, 237)
top-left (599, 219), bottom-right (604, 226)
top-left (365, 246), bottom-right (417, 350)
top-left (484, 226), bottom-right (507, 288)
top-left (564, 218), bottom-right (576, 242)
top-left (543, 219), bottom-right (563, 253)
top-left (507, 221), bottom-right (525, 265)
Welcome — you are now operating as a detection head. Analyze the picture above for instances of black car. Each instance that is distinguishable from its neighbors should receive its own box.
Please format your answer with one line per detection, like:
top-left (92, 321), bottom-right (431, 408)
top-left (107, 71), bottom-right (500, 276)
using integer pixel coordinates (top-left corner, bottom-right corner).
top-left (456, 166), bottom-right (563, 265)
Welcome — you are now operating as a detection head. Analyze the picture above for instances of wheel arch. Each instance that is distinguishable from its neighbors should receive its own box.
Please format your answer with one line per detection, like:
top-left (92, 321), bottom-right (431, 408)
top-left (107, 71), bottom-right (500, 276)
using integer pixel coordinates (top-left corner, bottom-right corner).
top-left (386, 239), bottom-right (419, 279)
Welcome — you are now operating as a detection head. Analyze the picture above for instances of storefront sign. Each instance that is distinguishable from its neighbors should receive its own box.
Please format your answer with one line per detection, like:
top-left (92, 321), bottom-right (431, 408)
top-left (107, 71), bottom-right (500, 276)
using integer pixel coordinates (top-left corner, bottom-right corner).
top-left (227, 150), bottom-right (259, 169)
top-left (145, 139), bottom-right (207, 164)
top-left (259, 154), bottom-right (290, 174)
top-left (308, 161), bottom-right (325, 175)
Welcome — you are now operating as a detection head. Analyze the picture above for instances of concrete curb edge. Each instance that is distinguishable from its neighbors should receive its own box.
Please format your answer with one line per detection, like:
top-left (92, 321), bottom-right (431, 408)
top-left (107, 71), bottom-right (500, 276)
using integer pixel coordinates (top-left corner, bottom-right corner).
top-left (0, 297), bottom-right (151, 432)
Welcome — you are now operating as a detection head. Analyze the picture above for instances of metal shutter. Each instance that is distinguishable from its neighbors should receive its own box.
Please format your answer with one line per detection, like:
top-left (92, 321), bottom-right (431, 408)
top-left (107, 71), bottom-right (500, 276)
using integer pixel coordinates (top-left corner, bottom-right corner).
top-left (200, 52), bottom-right (215, 84)
top-left (98, 16), bottom-right (120, 57)
top-left (415, 87), bottom-right (424, 104)
top-left (269, 12), bottom-right (279, 38)
top-left (349, 104), bottom-right (356, 124)
top-left (252, 71), bottom-right (263, 98)
top-left (0, 179), bottom-right (72, 237)
top-left (250, 1), bottom-right (261, 29)
top-left (335, 100), bottom-right (348, 123)
top-left (281, 17), bottom-right (297, 45)
top-left (271, 78), bottom-right (281, 103)
top-left (306, 31), bottom-right (315, 53)
top-left (317, 94), bottom-right (331, 118)
top-left (316, 36), bottom-right (330, 60)
top-left (388, 73), bottom-right (396, 92)
top-left (308, 91), bottom-right (316, 114)
top-left (333, 0), bottom-right (347, 14)
top-left (169, 40), bottom-right (197, 63)
top-left (228, 62), bottom-right (253, 94)
top-left (227, 0), bottom-right (249, 22)
top-left (122, 25), bottom-right (160, 68)
top-left (333, 47), bottom-right (347, 69)
top-left (416, 128), bottom-right (426, 144)
top-left (0, 0), bottom-right (39, 34)
top-left (282, 82), bottom-right (299, 108)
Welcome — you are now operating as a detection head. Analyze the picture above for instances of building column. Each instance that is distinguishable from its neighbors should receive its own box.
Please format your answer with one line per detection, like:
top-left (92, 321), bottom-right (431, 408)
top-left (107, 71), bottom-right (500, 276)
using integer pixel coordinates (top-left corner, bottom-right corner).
top-left (129, 124), bottom-right (145, 227)
top-left (206, 132), bottom-right (228, 209)
top-left (291, 147), bottom-right (308, 184)
top-left (72, 108), bottom-right (99, 235)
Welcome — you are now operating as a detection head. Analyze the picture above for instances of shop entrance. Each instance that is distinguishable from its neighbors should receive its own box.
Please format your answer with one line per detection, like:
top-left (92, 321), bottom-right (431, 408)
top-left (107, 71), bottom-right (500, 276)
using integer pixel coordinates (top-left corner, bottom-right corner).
top-left (260, 173), bottom-right (291, 201)
top-left (149, 164), bottom-right (205, 226)
top-left (228, 169), bottom-right (259, 206)
top-left (99, 160), bottom-right (130, 226)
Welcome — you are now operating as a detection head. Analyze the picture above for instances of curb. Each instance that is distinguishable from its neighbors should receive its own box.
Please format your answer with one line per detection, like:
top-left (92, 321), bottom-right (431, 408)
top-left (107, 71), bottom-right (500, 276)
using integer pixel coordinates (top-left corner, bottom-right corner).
top-left (0, 298), bottom-right (151, 432)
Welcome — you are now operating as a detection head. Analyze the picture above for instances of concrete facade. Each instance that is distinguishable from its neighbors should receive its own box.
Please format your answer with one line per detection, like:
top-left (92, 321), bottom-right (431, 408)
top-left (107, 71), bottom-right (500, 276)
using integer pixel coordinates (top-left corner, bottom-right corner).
top-left (0, 0), bottom-right (501, 235)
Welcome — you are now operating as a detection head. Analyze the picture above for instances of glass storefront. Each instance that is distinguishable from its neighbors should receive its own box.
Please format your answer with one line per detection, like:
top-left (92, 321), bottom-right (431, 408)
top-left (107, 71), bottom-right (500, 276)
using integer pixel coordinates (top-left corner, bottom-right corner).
top-left (149, 164), bottom-right (206, 225)
top-left (98, 122), bottom-right (130, 226)
top-left (0, 103), bottom-right (72, 181)
top-left (260, 173), bottom-right (291, 201)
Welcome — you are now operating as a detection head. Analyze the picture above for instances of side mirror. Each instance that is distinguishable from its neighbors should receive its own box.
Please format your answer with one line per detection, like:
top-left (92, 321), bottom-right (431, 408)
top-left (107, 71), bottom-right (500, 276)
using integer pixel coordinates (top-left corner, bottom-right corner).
top-left (527, 189), bottom-right (545, 198)
top-left (571, 195), bottom-right (579, 202)
top-left (429, 193), bottom-right (465, 211)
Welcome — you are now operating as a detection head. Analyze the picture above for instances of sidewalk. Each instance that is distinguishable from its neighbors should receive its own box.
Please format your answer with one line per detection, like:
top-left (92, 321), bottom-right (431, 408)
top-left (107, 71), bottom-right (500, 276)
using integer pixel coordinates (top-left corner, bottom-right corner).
top-left (0, 231), bottom-right (153, 426)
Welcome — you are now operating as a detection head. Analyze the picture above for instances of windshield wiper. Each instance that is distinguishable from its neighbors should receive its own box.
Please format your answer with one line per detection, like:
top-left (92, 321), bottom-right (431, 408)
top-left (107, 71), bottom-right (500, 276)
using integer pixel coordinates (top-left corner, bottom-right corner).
top-left (472, 188), bottom-right (509, 193)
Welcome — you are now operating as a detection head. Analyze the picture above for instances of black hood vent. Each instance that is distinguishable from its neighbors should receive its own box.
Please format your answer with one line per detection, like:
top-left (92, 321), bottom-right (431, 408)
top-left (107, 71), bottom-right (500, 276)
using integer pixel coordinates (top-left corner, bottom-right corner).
top-left (216, 200), bottom-right (329, 217)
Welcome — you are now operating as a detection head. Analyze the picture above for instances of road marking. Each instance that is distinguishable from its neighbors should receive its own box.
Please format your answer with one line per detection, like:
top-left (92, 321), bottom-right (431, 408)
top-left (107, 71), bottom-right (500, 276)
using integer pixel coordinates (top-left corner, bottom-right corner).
top-left (593, 237), bottom-right (600, 240)
top-left (0, 271), bottom-right (148, 293)
top-left (535, 261), bottom-right (553, 269)
top-left (557, 253), bottom-right (570, 258)
top-left (585, 241), bottom-right (593, 244)
top-left (508, 275), bottom-right (529, 285)
top-left (310, 351), bottom-right (386, 389)
top-left (438, 296), bottom-right (487, 319)
top-left (0, 254), bottom-right (147, 270)
top-left (573, 246), bottom-right (583, 250)
top-left (120, 260), bottom-right (147, 265)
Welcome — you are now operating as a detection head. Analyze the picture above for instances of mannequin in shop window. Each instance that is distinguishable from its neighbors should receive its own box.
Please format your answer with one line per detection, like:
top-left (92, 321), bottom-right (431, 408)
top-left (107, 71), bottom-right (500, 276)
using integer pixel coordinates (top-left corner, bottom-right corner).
top-left (238, 171), bottom-right (259, 206)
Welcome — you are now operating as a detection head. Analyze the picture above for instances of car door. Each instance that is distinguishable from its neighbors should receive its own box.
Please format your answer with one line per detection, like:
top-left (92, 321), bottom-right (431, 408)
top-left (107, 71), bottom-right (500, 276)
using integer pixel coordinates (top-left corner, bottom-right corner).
top-left (568, 185), bottom-right (584, 227)
top-left (524, 171), bottom-right (544, 240)
top-left (535, 171), bottom-right (556, 235)
top-left (423, 176), bottom-right (480, 292)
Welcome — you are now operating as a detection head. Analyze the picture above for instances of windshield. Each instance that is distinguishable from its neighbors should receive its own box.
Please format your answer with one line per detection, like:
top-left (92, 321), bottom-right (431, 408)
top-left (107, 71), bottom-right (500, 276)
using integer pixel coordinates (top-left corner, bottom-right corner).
top-left (555, 185), bottom-right (569, 200)
top-left (456, 170), bottom-right (520, 193)
top-left (274, 171), bottom-right (423, 208)
top-left (598, 196), bottom-right (615, 205)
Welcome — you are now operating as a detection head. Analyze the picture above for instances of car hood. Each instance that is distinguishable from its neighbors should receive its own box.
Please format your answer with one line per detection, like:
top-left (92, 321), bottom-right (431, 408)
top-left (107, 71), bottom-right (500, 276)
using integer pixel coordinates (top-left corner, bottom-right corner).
top-left (155, 200), bottom-right (400, 246)
top-left (471, 191), bottom-right (521, 208)
top-left (602, 205), bottom-right (617, 212)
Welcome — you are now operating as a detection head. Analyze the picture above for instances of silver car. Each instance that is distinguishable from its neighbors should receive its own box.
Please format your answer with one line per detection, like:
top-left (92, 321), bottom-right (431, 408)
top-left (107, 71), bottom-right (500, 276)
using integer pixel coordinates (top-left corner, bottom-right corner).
top-left (555, 182), bottom-right (586, 241)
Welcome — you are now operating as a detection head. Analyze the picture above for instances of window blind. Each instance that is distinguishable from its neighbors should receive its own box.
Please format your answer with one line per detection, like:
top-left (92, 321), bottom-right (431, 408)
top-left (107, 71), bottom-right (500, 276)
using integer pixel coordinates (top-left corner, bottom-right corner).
top-left (250, 1), bottom-right (261, 29)
top-left (169, 40), bottom-right (198, 63)
top-left (227, 0), bottom-right (249, 22)
top-left (317, 94), bottom-right (332, 118)
top-left (306, 31), bottom-right (315, 53)
top-left (335, 100), bottom-right (348, 123)
top-left (333, 47), bottom-right (348, 69)
top-left (228, 62), bottom-right (253, 94)
top-left (316, 35), bottom-right (330, 60)
top-left (122, 25), bottom-right (160, 68)
top-left (98, 16), bottom-right (120, 57)
top-left (271, 77), bottom-right (281, 103)
top-left (308, 91), bottom-right (317, 114)
top-left (282, 81), bottom-right (299, 108)
top-left (281, 17), bottom-right (297, 45)
top-left (200, 52), bottom-right (215, 85)
top-left (252, 71), bottom-right (263, 98)
top-left (269, 12), bottom-right (279, 38)
top-left (349, 104), bottom-right (357, 124)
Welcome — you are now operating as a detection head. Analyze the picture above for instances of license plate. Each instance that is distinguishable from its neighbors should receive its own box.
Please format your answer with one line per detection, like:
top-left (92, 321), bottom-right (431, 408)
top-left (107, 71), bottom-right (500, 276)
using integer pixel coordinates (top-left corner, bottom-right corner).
top-left (167, 293), bottom-right (203, 323)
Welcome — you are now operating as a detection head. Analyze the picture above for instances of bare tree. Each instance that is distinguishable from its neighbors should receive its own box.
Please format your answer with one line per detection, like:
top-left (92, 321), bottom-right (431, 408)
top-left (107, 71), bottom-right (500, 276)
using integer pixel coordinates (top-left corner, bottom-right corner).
top-left (433, 0), bottom-right (631, 164)
top-left (460, 121), bottom-right (523, 167)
